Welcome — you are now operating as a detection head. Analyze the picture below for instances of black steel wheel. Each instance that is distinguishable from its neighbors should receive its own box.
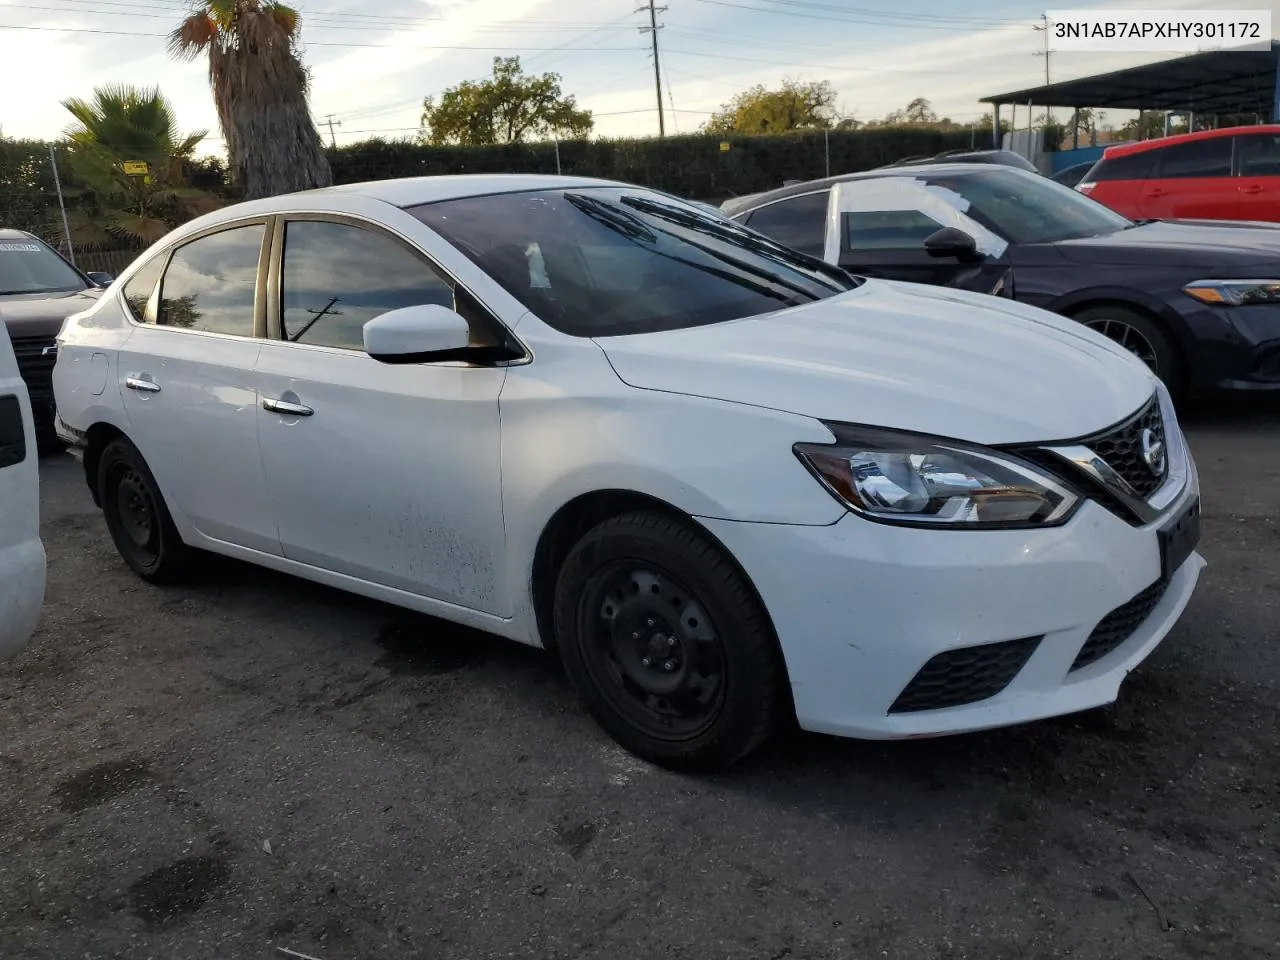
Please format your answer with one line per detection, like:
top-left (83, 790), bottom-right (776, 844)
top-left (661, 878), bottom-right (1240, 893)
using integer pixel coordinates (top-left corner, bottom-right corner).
top-left (553, 511), bottom-right (785, 770)
top-left (98, 437), bottom-right (197, 583)
top-left (1074, 304), bottom-right (1182, 392)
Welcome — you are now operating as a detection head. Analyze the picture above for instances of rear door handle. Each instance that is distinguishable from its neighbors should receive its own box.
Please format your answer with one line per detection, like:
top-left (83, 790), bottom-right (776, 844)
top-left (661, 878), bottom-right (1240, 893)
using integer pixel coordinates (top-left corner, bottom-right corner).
top-left (1144, 189), bottom-right (1167, 198)
top-left (1240, 184), bottom-right (1265, 194)
top-left (262, 397), bottom-right (314, 417)
top-left (124, 377), bottom-right (161, 393)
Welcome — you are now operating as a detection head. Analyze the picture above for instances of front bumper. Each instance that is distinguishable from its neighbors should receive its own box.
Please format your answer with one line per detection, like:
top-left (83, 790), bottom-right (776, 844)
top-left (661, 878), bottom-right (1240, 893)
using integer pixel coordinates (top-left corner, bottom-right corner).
top-left (1181, 301), bottom-right (1280, 391)
top-left (699, 467), bottom-right (1203, 740)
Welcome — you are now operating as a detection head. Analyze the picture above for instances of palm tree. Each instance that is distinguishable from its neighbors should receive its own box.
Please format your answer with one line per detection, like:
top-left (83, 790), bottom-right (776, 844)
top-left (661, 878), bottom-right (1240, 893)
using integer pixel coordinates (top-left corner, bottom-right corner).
top-left (62, 84), bottom-right (219, 248)
top-left (169, 0), bottom-right (332, 199)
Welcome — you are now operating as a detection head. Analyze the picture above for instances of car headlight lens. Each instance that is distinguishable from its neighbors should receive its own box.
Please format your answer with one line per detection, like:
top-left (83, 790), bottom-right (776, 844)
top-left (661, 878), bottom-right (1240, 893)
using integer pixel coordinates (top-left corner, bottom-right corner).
top-left (1183, 279), bottom-right (1280, 306)
top-left (794, 424), bottom-right (1079, 528)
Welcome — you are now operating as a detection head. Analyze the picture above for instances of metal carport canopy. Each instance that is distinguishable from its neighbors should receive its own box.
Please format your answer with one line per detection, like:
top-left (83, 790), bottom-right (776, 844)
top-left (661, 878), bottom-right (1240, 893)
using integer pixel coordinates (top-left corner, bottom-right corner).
top-left (981, 42), bottom-right (1280, 116)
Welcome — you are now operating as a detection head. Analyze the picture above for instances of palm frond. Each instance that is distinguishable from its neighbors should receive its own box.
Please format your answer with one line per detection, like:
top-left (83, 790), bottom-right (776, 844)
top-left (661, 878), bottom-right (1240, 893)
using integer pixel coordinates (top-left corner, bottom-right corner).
top-left (169, 13), bottom-right (219, 61)
top-left (268, 4), bottom-right (299, 37)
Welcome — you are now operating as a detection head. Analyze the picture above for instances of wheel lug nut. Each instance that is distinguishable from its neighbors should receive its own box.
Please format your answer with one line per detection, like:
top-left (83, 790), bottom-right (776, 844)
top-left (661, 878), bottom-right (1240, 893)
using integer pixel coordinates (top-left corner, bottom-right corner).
top-left (663, 660), bottom-right (675, 671)
top-left (666, 636), bottom-right (677, 647)
top-left (641, 657), bottom-right (652, 668)
top-left (632, 631), bottom-right (641, 640)
top-left (647, 619), bottom-right (655, 627)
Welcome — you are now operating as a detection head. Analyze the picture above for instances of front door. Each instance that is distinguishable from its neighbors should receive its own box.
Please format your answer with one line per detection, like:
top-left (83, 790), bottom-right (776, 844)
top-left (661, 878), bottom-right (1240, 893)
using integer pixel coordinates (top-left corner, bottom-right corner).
top-left (254, 217), bottom-right (508, 614)
top-left (1136, 136), bottom-right (1236, 221)
top-left (824, 179), bottom-right (1012, 294)
top-left (116, 221), bottom-right (280, 555)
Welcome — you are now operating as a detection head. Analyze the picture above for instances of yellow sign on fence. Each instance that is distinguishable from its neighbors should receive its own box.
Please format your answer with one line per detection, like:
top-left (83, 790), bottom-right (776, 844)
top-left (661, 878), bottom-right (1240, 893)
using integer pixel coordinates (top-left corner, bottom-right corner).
top-left (121, 161), bottom-right (149, 176)
top-left (719, 142), bottom-right (731, 152)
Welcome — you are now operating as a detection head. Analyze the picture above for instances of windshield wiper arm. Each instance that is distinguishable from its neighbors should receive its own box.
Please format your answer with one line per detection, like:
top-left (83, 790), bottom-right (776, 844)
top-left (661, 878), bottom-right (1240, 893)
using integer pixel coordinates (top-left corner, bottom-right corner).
top-left (565, 192), bottom-right (657, 244)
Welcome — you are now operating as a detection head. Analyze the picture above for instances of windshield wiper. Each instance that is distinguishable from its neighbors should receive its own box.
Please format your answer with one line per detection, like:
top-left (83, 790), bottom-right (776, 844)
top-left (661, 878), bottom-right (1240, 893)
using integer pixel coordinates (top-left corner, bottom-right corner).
top-left (565, 192), bottom-right (657, 244)
top-left (618, 194), bottom-right (857, 291)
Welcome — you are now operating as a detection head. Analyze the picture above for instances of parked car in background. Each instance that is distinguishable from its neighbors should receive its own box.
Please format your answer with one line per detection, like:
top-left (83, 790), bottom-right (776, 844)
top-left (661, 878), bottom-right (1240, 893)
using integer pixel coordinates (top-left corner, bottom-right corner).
top-left (54, 174), bottom-right (1202, 769)
top-left (0, 230), bottom-right (111, 445)
top-left (879, 148), bottom-right (1038, 172)
top-left (1051, 161), bottom-right (1095, 188)
top-left (0, 322), bottom-right (46, 659)
top-left (1077, 125), bottom-right (1280, 222)
top-left (724, 163), bottom-right (1280, 394)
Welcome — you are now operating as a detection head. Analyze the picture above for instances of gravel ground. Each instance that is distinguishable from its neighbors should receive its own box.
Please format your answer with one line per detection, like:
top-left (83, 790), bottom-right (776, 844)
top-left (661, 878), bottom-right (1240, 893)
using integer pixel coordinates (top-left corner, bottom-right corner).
top-left (1, 398), bottom-right (1277, 960)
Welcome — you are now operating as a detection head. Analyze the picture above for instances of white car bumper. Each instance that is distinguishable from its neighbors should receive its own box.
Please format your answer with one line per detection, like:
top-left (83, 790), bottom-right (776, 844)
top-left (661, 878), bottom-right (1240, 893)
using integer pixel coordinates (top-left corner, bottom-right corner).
top-left (0, 538), bottom-right (46, 659)
top-left (699, 475), bottom-right (1203, 740)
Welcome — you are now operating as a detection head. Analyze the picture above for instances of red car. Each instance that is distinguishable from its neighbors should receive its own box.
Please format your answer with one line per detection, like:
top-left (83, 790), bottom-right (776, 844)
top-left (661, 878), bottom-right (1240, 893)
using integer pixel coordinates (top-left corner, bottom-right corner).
top-left (1077, 125), bottom-right (1280, 222)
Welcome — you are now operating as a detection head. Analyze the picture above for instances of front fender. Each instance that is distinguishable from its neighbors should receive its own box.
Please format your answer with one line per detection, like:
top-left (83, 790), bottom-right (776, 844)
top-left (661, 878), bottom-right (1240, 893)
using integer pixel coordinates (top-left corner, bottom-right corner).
top-left (1047, 284), bottom-right (1194, 352)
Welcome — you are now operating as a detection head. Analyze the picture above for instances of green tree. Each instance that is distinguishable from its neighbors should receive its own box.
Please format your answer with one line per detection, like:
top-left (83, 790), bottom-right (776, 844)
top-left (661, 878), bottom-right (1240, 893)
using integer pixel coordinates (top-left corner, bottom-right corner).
top-left (703, 80), bottom-right (838, 135)
top-left (61, 84), bottom-right (219, 248)
top-left (169, 0), bottom-right (332, 199)
top-left (419, 57), bottom-right (593, 146)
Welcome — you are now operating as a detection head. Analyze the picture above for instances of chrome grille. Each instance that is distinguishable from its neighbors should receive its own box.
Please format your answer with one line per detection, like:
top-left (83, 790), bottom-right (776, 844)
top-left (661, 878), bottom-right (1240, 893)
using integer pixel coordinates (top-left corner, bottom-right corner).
top-left (1081, 395), bottom-right (1167, 498)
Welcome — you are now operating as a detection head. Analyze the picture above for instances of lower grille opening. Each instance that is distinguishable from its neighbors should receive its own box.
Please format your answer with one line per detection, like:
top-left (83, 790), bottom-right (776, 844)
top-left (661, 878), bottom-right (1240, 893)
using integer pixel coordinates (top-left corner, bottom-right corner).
top-left (889, 636), bottom-right (1042, 714)
top-left (1071, 579), bottom-right (1170, 671)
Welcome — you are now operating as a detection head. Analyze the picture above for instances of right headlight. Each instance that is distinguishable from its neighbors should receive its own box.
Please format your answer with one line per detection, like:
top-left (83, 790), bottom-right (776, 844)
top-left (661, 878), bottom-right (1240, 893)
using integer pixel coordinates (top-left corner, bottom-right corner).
top-left (1183, 279), bottom-right (1280, 306)
top-left (794, 423), bottom-right (1079, 529)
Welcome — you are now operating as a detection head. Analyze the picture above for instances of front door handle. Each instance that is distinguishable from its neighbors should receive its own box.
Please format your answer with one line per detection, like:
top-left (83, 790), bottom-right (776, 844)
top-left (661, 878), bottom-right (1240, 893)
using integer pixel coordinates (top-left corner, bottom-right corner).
top-left (124, 376), bottom-right (161, 393)
top-left (262, 397), bottom-right (314, 417)
top-left (1144, 189), bottom-right (1167, 198)
top-left (1240, 184), bottom-right (1265, 195)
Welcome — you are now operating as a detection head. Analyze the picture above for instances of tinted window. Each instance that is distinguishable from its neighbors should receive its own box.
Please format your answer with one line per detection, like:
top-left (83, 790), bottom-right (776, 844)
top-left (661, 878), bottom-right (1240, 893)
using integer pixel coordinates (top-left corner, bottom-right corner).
top-left (158, 225), bottom-right (264, 335)
top-left (281, 221), bottom-right (454, 350)
top-left (1154, 138), bottom-right (1232, 179)
top-left (121, 253), bottom-right (165, 322)
top-left (410, 189), bottom-right (853, 337)
top-left (0, 236), bottom-right (87, 295)
top-left (1236, 133), bottom-right (1280, 176)
top-left (925, 169), bottom-right (1131, 244)
top-left (1084, 150), bottom-right (1156, 183)
top-left (743, 192), bottom-right (829, 256)
top-left (843, 210), bottom-right (943, 250)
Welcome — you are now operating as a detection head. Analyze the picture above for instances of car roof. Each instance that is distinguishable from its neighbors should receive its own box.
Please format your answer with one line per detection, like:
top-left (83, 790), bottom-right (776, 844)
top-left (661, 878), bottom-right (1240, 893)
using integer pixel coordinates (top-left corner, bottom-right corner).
top-left (1103, 124), bottom-right (1280, 159)
top-left (0, 228), bottom-right (38, 242)
top-left (722, 163), bottom-right (1008, 216)
top-left (291, 173), bottom-right (627, 208)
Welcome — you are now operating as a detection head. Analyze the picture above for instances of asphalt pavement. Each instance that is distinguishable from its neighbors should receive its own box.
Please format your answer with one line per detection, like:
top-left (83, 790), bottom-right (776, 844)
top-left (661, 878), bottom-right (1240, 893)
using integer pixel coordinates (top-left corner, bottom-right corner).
top-left (1, 398), bottom-right (1277, 959)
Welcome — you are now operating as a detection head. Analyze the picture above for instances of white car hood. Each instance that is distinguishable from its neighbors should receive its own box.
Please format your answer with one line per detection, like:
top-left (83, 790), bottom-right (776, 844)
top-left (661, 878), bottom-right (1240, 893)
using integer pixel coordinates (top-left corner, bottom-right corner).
top-left (596, 280), bottom-right (1155, 445)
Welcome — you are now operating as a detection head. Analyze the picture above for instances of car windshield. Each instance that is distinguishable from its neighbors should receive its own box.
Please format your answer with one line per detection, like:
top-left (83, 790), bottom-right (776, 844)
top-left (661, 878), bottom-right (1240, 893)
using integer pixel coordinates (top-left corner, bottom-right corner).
top-left (409, 187), bottom-right (856, 337)
top-left (0, 236), bottom-right (87, 295)
top-left (924, 168), bottom-right (1132, 244)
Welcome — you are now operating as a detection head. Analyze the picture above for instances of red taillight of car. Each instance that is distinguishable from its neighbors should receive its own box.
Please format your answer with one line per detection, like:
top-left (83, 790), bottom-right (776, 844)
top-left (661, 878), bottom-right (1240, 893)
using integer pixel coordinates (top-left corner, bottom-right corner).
top-left (1076, 182), bottom-right (1096, 195)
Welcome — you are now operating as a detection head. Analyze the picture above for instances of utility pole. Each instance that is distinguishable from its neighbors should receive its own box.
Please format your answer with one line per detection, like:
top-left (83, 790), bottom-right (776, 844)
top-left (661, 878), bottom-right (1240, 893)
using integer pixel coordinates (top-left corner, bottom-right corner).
top-left (1032, 14), bottom-right (1055, 125)
top-left (323, 114), bottom-right (341, 149)
top-left (637, 0), bottom-right (668, 137)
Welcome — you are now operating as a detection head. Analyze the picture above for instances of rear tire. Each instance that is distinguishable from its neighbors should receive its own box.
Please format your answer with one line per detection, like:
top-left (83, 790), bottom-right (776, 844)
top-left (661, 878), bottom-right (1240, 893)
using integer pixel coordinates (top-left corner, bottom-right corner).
top-left (552, 511), bottom-right (784, 771)
top-left (98, 437), bottom-right (197, 584)
top-left (1073, 304), bottom-right (1182, 393)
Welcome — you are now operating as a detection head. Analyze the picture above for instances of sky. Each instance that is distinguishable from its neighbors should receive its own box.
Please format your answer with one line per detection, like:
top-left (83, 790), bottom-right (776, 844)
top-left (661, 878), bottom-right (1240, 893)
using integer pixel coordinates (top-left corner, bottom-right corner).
top-left (0, 0), bottom-right (1276, 156)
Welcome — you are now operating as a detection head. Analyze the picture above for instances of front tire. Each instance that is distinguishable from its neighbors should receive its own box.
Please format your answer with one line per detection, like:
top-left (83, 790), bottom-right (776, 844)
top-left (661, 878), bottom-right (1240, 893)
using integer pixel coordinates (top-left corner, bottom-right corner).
top-left (552, 511), bottom-right (784, 770)
top-left (98, 437), bottom-right (197, 584)
top-left (1074, 305), bottom-right (1182, 392)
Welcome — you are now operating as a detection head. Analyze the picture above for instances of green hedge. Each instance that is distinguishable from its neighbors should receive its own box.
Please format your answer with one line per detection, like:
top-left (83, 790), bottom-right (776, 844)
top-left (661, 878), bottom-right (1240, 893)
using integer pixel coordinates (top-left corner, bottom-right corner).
top-left (0, 139), bottom-right (66, 244)
top-left (327, 128), bottom-right (979, 202)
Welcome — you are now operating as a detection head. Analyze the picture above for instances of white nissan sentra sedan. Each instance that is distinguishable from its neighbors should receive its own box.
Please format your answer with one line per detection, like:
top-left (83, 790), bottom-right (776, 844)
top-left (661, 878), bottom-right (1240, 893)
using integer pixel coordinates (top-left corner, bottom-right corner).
top-left (52, 175), bottom-right (1204, 769)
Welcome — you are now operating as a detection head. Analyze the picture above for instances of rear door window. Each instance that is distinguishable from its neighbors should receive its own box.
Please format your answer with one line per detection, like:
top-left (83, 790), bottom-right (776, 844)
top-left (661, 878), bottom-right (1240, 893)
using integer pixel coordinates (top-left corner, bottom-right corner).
top-left (1152, 138), bottom-right (1233, 179)
top-left (1236, 133), bottom-right (1280, 176)
top-left (157, 224), bottom-right (265, 336)
top-left (743, 191), bottom-right (829, 256)
top-left (121, 253), bottom-right (166, 323)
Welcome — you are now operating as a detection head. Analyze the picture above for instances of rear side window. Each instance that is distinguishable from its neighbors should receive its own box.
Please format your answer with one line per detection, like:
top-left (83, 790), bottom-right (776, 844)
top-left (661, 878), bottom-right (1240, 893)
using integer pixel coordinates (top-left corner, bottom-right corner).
top-left (280, 220), bottom-right (454, 350)
top-left (1153, 138), bottom-right (1232, 179)
top-left (842, 210), bottom-right (943, 250)
top-left (121, 254), bottom-right (166, 323)
top-left (1085, 150), bottom-right (1156, 182)
top-left (157, 224), bottom-right (264, 336)
top-left (743, 191), bottom-right (829, 257)
top-left (1236, 133), bottom-right (1280, 176)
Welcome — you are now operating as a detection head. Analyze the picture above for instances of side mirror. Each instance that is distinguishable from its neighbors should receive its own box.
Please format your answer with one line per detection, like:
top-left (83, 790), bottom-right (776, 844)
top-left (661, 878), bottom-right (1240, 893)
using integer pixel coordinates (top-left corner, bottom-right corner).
top-left (364, 304), bottom-right (472, 364)
top-left (923, 227), bottom-right (983, 262)
top-left (86, 271), bottom-right (114, 287)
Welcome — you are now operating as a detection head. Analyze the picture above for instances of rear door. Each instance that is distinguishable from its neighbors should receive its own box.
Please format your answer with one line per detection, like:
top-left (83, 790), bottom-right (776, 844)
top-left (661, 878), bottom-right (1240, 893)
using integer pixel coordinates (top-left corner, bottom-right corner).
top-left (1137, 137), bottom-right (1236, 220)
top-left (116, 220), bottom-right (280, 554)
top-left (1233, 131), bottom-right (1280, 222)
